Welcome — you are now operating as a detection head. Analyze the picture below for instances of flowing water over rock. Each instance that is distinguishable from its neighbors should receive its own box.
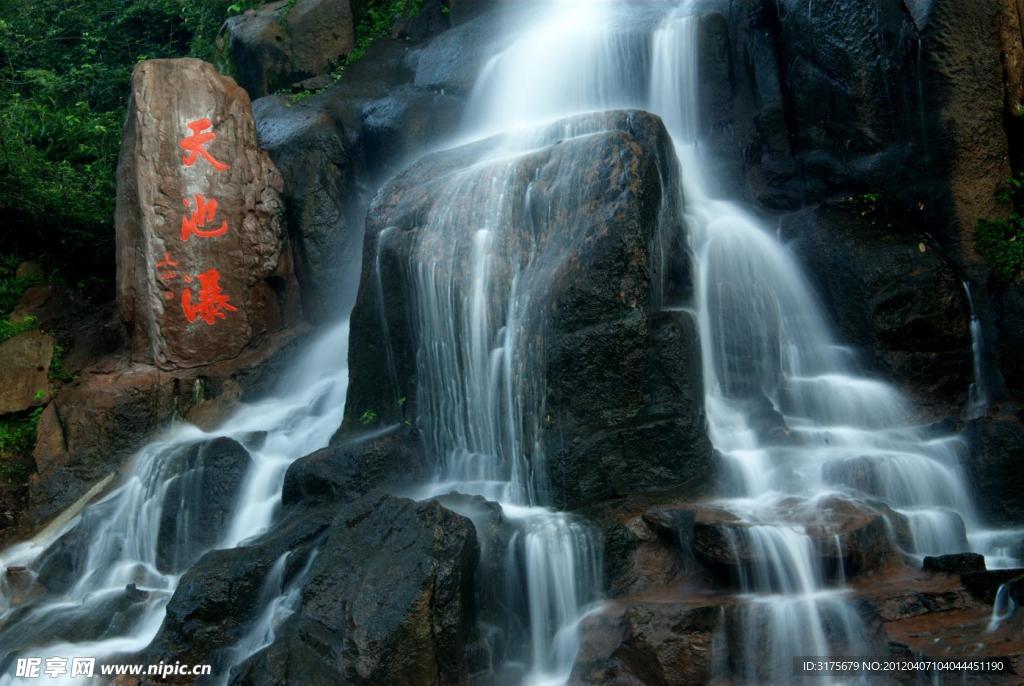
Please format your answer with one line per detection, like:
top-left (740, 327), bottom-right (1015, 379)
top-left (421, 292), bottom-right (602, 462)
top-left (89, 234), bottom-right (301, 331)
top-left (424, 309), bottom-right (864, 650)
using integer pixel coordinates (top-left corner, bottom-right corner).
top-left (1, 1), bottom-right (1020, 685)
top-left (0, 324), bottom-right (348, 685)
top-left (460, 0), bottom-right (1015, 681)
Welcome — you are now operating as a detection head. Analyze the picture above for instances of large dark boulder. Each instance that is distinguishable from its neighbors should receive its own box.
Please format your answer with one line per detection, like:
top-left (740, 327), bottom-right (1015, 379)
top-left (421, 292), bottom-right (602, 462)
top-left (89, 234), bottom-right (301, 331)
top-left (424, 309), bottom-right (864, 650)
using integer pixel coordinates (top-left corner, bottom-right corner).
top-left (781, 205), bottom-right (971, 418)
top-left (290, 496), bottom-right (477, 685)
top-left (156, 437), bottom-right (252, 573)
top-left (149, 494), bottom-right (478, 685)
top-left (281, 425), bottom-right (430, 507)
top-left (227, 0), bottom-right (356, 98)
top-left (254, 98), bottom-right (362, 322)
top-left (404, 7), bottom-right (507, 96)
top-left (341, 109), bottom-right (712, 510)
top-left (147, 502), bottom-right (334, 669)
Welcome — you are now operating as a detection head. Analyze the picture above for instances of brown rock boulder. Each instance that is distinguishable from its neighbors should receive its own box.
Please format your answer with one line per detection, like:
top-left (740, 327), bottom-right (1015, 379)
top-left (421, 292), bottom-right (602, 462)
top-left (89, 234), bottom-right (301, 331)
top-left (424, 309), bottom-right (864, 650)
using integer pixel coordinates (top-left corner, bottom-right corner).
top-left (227, 0), bottom-right (356, 98)
top-left (0, 330), bottom-right (54, 414)
top-left (570, 601), bottom-right (720, 686)
top-left (687, 496), bottom-right (908, 584)
top-left (116, 58), bottom-right (298, 371)
top-left (10, 285), bottom-right (127, 376)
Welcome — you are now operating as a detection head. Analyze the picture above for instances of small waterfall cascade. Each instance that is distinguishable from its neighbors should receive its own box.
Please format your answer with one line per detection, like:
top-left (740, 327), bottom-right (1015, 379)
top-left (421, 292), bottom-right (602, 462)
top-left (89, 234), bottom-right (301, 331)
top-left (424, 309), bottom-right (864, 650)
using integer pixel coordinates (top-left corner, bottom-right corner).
top-left (406, 114), bottom-right (607, 684)
top-left (0, 323), bottom-right (349, 685)
top-left (963, 281), bottom-right (989, 420)
top-left (986, 583), bottom-right (1018, 633)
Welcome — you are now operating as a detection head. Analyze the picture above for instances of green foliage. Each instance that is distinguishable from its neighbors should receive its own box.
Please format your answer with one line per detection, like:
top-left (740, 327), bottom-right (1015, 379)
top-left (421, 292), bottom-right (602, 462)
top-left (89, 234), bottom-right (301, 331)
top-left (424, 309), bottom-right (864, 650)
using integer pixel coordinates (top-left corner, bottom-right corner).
top-left (977, 172), bottom-right (1024, 281)
top-left (0, 315), bottom-right (37, 344)
top-left (330, 0), bottom-right (423, 82)
top-left (0, 0), bottom-right (251, 264)
top-left (49, 342), bottom-right (73, 382)
top-left (0, 406), bottom-right (41, 454)
top-left (359, 409), bottom-right (379, 425)
top-left (0, 406), bottom-right (42, 484)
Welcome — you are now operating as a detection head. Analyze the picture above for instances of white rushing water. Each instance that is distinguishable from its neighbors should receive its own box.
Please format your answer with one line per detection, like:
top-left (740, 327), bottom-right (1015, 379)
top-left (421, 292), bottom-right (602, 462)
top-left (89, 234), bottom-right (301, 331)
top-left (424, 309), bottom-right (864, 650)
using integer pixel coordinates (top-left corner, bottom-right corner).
top-left (963, 281), bottom-right (989, 420)
top-left (454, 0), bottom-right (1011, 682)
top-left (0, 323), bottom-right (348, 685)
top-left (1, 1), bottom-right (1017, 685)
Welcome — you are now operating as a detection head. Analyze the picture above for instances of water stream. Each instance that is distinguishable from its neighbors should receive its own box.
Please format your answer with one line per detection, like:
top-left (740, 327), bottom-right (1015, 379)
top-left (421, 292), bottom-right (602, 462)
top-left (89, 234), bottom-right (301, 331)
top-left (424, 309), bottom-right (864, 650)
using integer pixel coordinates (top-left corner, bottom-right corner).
top-left (457, 0), bottom-right (1013, 681)
top-left (0, 1), bottom-right (1018, 685)
top-left (0, 324), bottom-right (349, 685)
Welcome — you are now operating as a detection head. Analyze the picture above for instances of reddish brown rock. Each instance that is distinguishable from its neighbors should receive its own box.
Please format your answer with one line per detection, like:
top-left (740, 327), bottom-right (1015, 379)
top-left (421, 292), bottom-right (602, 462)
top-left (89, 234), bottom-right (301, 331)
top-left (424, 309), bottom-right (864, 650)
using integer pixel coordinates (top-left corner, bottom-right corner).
top-left (28, 327), bottom-right (307, 526)
top-left (0, 330), bottom-right (55, 414)
top-left (570, 600), bottom-right (721, 686)
top-left (116, 58), bottom-right (298, 371)
top-left (687, 497), bottom-right (907, 583)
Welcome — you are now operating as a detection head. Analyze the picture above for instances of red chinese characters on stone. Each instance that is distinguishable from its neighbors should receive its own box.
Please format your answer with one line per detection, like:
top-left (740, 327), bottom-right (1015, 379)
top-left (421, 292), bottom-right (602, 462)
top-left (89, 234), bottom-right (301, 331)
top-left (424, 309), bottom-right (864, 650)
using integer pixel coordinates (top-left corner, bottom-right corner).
top-left (156, 252), bottom-right (181, 300)
top-left (181, 194), bottom-right (228, 241)
top-left (156, 252), bottom-right (179, 278)
top-left (179, 118), bottom-right (230, 172)
top-left (181, 268), bottom-right (237, 325)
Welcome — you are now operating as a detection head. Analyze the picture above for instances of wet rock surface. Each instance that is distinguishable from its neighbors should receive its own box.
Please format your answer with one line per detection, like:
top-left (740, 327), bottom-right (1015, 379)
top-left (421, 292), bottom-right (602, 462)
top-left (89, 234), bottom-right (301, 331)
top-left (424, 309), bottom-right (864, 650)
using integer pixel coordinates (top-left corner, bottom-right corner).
top-left (281, 425), bottom-right (430, 507)
top-left (781, 206), bottom-right (971, 418)
top-left (155, 437), bottom-right (252, 573)
top-left (341, 109), bottom-right (711, 510)
top-left (967, 406), bottom-right (1024, 527)
top-left (922, 552), bottom-right (986, 575)
top-left (253, 99), bottom-right (361, 322)
top-left (570, 600), bottom-right (720, 686)
top-left (147, 494), bottom-right (478, 685)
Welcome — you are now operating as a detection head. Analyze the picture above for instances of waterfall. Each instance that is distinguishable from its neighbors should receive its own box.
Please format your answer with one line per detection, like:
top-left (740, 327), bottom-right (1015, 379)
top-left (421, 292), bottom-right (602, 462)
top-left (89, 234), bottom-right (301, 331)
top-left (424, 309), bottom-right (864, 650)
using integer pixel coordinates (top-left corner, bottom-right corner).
top-left (963, 281), bottom-right (989, 419)
top-left (0, 323), bottom-right (349, 685)
top-left (1, 2), bottom-right (1014, 685)
top-left (460, 0), bottom-right (996, 682)
top-left (986, 583), bottom-right (1017, 633)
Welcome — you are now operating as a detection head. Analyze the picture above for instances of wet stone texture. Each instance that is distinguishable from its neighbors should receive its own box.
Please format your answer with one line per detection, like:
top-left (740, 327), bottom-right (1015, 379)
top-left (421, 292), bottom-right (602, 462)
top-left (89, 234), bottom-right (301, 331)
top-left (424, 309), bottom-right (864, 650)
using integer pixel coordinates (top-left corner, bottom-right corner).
top-left (341, 109), bottom-right (712, 510)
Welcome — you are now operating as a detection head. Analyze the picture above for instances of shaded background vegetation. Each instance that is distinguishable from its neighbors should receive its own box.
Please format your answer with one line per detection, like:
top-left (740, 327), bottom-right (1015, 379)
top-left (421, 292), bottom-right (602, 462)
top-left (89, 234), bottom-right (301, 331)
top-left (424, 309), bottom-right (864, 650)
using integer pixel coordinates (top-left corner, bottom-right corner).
top-left (0, 0), bottom-right (419, 318)
top-left (0, 0), bottom-right (250, 292)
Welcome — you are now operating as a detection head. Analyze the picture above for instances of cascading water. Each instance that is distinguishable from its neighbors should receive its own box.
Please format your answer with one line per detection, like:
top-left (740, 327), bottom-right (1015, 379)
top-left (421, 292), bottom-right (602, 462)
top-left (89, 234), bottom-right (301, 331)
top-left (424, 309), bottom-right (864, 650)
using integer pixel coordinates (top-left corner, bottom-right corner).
top-left (963, 281), bottom-right (989, 420)
top-left (403, 116), bottom-right (608, 685)
top-left (0, 323), bottom-right (348, 685)
top-left (2, 2), bottom-right (1017, 685)
top-left (456, 0), bottom-right (1011, 682)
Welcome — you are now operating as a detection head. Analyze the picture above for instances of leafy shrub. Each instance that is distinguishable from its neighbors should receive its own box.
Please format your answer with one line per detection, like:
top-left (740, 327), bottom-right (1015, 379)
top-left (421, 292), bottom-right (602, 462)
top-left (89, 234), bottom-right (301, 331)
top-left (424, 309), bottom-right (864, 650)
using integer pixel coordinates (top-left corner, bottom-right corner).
top-left (977, 173), bottom-right (1024, 281)
top-left (0, 315), bottom-right (38, 344)
top-left (0, 0), bottom-right (252, 268)
top-left (0, 407), bottom-right (42, 484)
